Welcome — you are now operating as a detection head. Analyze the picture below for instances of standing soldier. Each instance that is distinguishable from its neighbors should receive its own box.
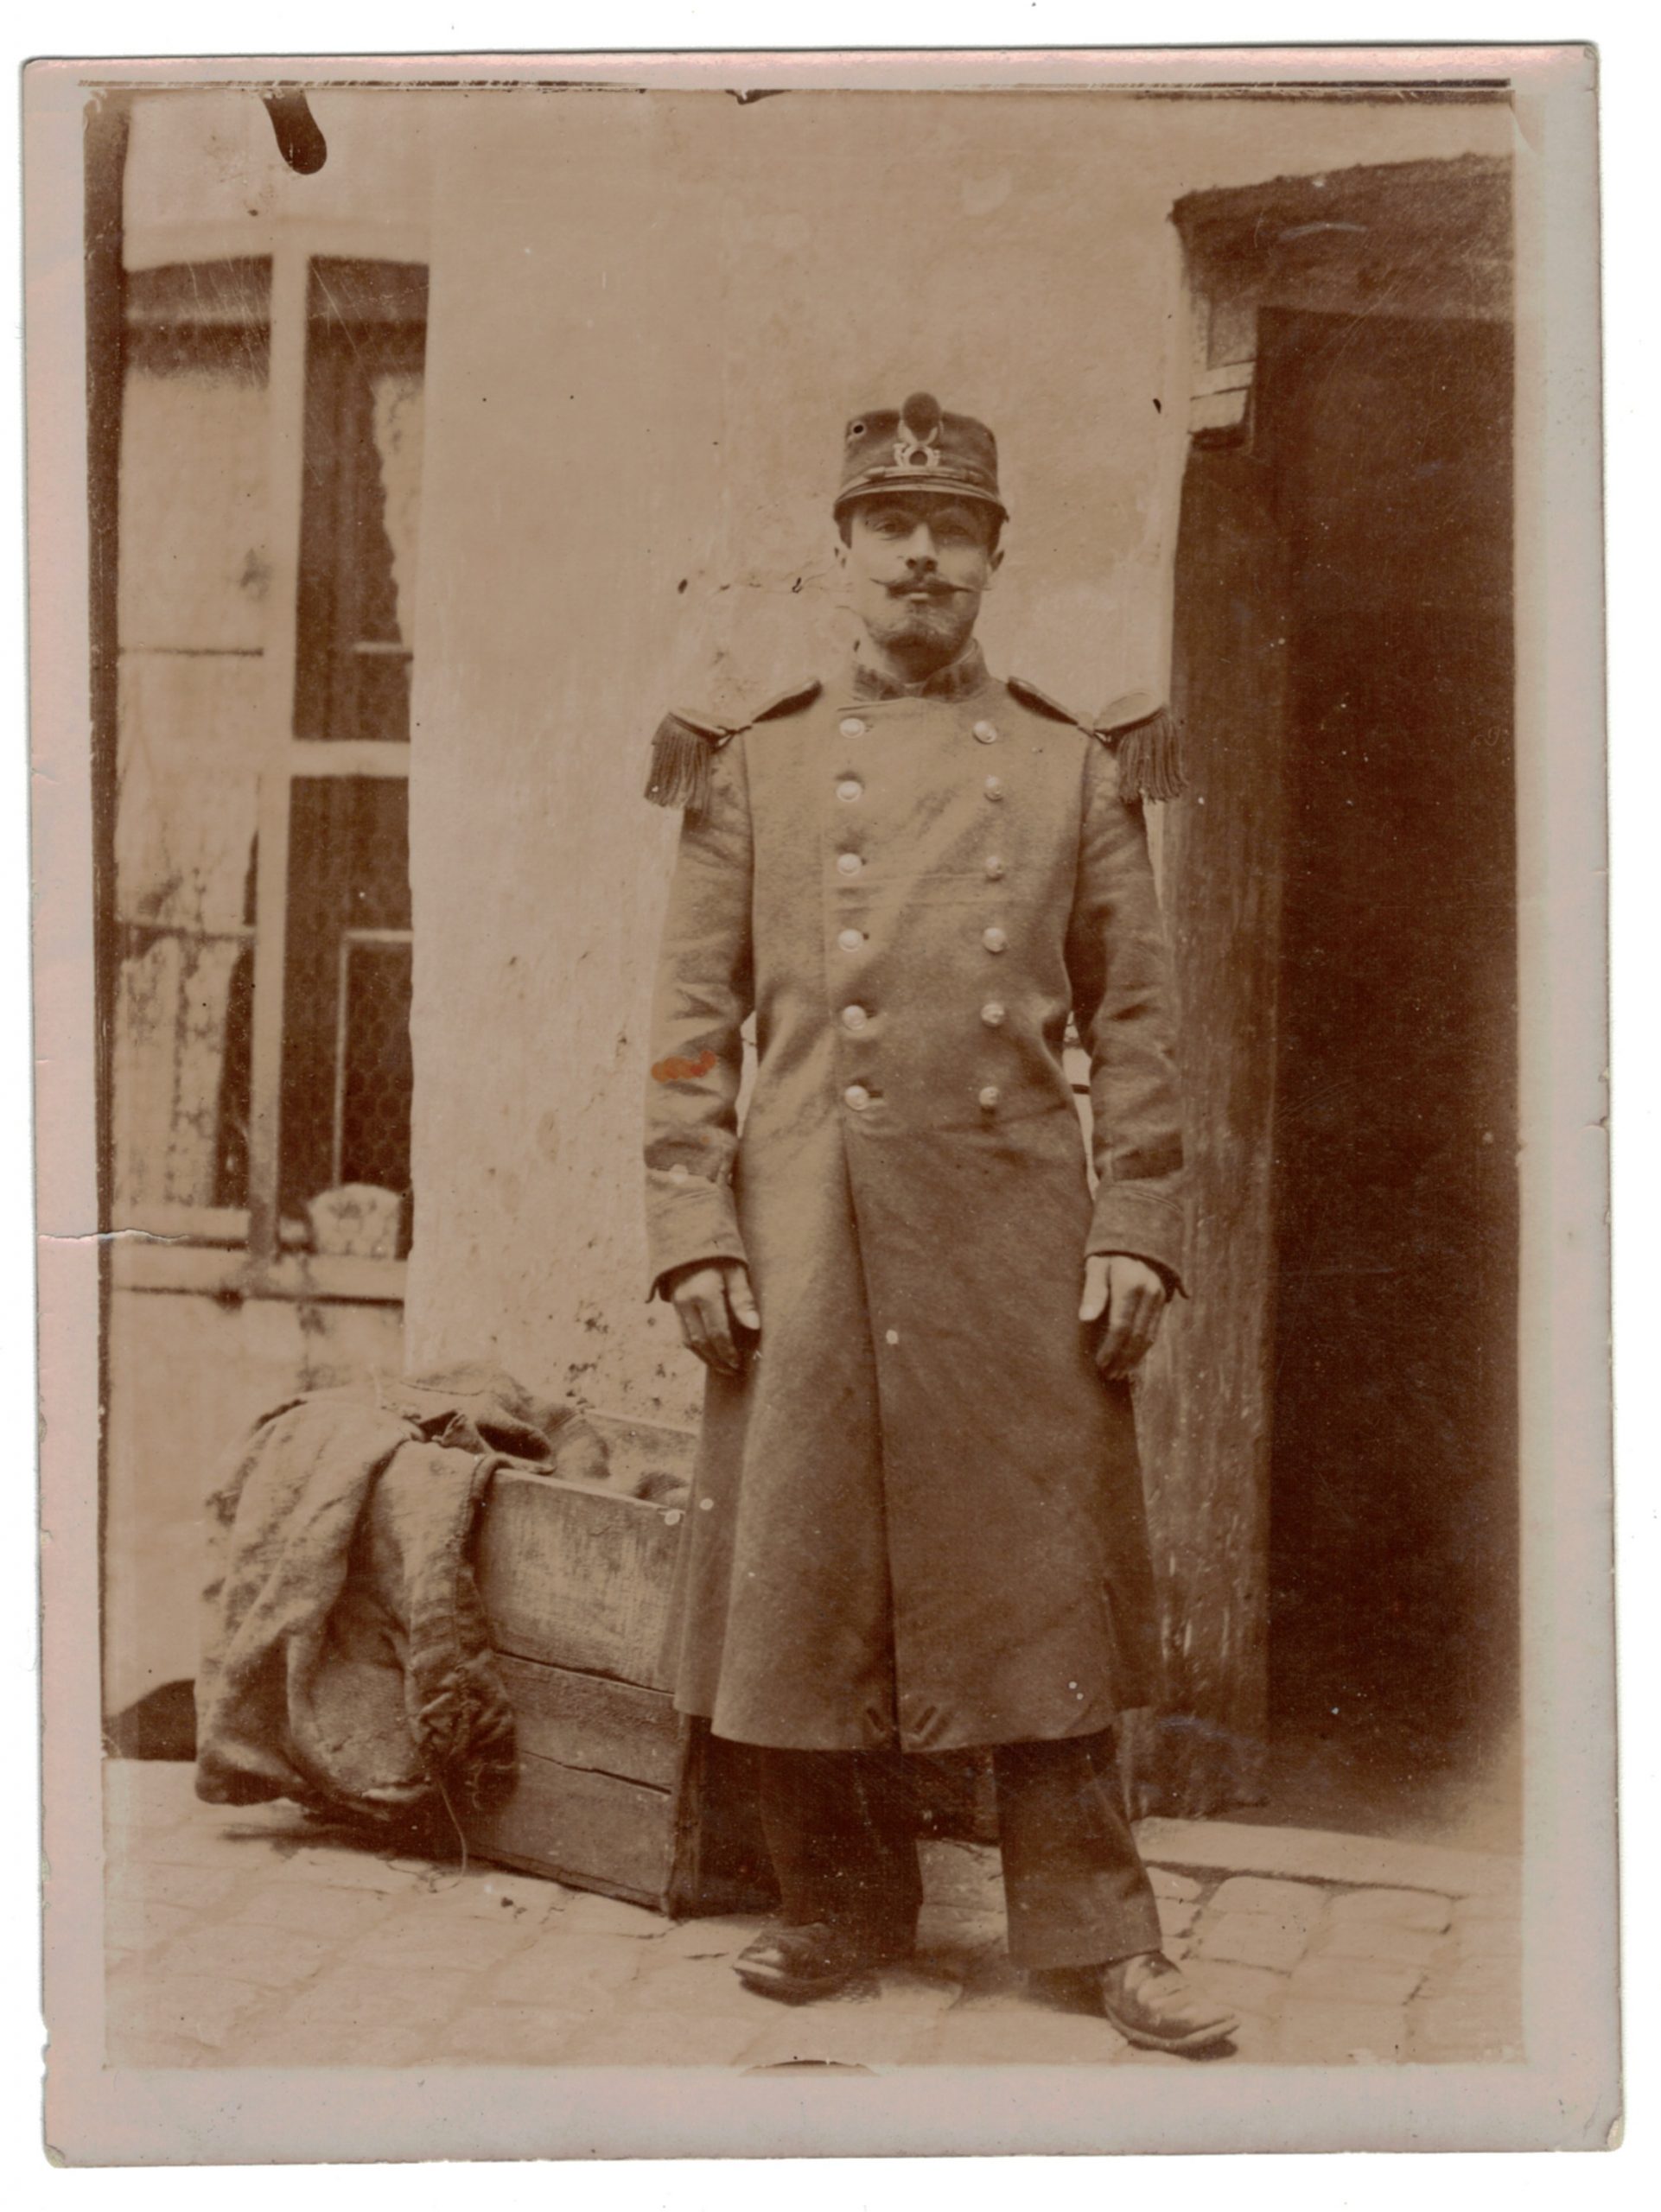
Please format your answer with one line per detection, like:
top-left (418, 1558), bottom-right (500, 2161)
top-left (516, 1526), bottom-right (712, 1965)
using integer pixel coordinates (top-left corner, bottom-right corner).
top-left (642, 393), bottom-right (1236, 2055)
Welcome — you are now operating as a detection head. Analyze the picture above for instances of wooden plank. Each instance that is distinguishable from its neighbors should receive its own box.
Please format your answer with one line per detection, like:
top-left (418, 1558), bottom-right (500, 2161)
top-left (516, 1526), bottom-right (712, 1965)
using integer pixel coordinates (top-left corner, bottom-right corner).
top-left (1124, 415), bottom-right (1289, 1818)
top-left (476, 1470), bottom-right (683, 1689)
top-left (463, 1752), bottom-right (676, 1908)
top-left (495, 1657), bottom-right (680, 1792)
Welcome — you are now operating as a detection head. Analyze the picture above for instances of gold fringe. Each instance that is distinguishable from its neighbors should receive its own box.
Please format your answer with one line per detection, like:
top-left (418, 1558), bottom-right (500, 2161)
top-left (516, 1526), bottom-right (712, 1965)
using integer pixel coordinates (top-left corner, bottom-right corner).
top-left (644, 713), bottom-right (718, 813)
top-left (1111, 705), bottom-right (1186, 804)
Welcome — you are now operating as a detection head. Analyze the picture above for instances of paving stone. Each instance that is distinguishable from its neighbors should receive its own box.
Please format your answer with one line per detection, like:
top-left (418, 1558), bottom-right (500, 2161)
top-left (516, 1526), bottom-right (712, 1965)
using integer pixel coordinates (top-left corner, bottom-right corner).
top-left (1273, 2001), bottom-right (1410, 2064)
top-left (1192, 1909), bottom-right (1311, 1974)
top-left (1208, 1876), bottom-right (1326, 1936)
top-left (1327, 1887), bottom-right (1453, 1935)
top-left (1286, 1951), bottom-right (1427, 2008)
top-left (154, 1921), bottom-right (337, 1989)
top-left (255, 1965), bottom-right (474, 2044)
top-left (916, 1904), bottom-right (1007, 1959)
top-left (941, 1945), bottom-right (1024, 2005)
top-left (103, 1897), bottom-right (197, 1955)
top-left (920, 2001), bottom-right (1129, 2067)
top-left (627, 1955), bottom-right (790, 2020)
top-left (102, 1761), bottom-right (200, 1827)
top-left (1157, 1896), bottom-right (1197, 1940)
top-left (230, 1882), bottom-right (402, 1942)
top-left (488, 1931), bottom-right (649, 2006)
top-left (142, 1822), bottom-right (308, 1874)
top-left (267, 1846), bottom-right (430, 1893)
top-left (1453, 1882), bottom-right (1522, 1922)
top-left (434, 1870), bottom-right (570, 1923)
top-left (557, 1890), bottom-right (672, 1940)
top-left (654, 1914), bottom-right (767, 1961)
top-left (918, 1840), bottom-right (1003, 1912)
top-left (345, 1904), bottom-right (531, 1974)
top-left (1147, 1866), bottom-right (1203, 1904)
top-left (1408, 1996), bottom-right (1521, 2064)
top-left (107, 1970), bottom-right (270, 2053)
top-left (437, 2004), bottom-right (594, 2064)
top-left (741, 1998), bottom-right (941, 2071)
top-left (1184, 1960), bottom-right (1289, 2020)
top-left (1422, 1955), bottom-right (1518, 2005)
top-left (1309, 1917), bottom-right (1447, 1971)
top-left (1453, 1911), bottom-right (1521, 1960)
top-left (563, 2006), bottom-right (769, 2068)
top-left (108, 1861), bottom-right (246, 1913)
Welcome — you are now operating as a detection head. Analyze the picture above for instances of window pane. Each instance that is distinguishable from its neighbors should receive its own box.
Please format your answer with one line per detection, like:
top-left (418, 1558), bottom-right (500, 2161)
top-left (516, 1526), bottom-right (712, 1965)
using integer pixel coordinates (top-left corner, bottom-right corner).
top-left (278, 778), bottom-right (412, 1237)
top-left (293, 260), bottom-right (428, 742)
top-left (112, 264), bottom-right (270, 1215)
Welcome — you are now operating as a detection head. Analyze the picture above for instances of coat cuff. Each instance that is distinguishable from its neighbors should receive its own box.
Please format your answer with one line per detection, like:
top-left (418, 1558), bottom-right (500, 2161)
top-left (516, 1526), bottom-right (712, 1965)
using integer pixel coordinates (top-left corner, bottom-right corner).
top-left (646, 1169), bottom-right (748, 1300)
top-left (1085, 1185), bottom-right (1188, 1299)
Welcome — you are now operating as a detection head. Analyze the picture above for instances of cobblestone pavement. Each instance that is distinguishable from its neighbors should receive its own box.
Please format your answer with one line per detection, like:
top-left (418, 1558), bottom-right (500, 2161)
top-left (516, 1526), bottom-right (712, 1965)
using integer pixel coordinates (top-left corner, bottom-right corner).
top-left (100, 1762), bottom-right (1522, 2070)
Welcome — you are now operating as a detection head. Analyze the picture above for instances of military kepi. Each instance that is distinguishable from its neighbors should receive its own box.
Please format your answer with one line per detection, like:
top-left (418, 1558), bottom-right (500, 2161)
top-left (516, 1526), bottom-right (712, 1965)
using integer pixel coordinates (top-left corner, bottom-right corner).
top-left (835, 392), bottom-right (1007, 522)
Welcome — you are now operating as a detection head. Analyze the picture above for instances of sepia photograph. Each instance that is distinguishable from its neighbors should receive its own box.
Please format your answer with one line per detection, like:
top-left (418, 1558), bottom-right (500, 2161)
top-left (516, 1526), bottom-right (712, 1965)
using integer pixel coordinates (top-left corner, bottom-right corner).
top-left (28, 41), bottom-right (1615, 2162)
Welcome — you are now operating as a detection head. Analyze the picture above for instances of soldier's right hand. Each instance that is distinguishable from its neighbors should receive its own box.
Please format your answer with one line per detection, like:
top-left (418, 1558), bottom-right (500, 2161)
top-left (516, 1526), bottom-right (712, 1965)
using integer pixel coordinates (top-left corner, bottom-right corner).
top-left (665, 1260), bottom-right (760, 1374)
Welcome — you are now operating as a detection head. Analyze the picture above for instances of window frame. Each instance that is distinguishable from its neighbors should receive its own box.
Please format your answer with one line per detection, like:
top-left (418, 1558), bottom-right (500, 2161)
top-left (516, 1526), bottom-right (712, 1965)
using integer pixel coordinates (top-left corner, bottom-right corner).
top-left (112, 225), bottom-right (426, 1306)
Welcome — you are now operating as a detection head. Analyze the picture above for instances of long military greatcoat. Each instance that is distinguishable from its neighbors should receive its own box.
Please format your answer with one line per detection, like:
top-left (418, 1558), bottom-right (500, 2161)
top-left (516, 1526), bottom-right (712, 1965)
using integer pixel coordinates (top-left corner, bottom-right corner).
top-left (643, 642), bottom-right (1186, 1755)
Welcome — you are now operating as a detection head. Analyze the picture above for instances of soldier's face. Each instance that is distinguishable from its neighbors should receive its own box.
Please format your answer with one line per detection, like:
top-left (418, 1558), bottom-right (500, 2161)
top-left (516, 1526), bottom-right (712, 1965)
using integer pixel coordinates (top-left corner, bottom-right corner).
top-left (837, 494), bottom-right (1003, 663)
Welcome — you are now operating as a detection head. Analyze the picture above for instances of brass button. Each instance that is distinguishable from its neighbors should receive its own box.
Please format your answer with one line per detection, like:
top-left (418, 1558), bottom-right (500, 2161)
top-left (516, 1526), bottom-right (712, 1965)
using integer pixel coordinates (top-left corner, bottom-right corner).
top-left (984, 855), bottom-right (1006, 880)
top-left (844, 1084), bottom-right (871, 1111)
top-left (885, 1329), bottom-right (901, 1346)
top-left (982, 926), bottom-right (1008, 953)
top-left (669, 1162), bottom-right (690, 1181)
top-left (979, 1085), bottom-right (1001, 1110)
top-left (837, 779), bottom-right (862, 802)
top-left (841, 1004), bottom-right (869, 1032)
top-left (840, 716), bottom-right (867, 737)
top-left (981, 1001), bottom-right (1005, 1027)
top-left (983, 775), bottom-right (1004, 801)
top-left (837, 852), bottom-right (862, 877)
top-left (837, 927), bottom-right (864, 952)
top-left (972, 720), bottom-right (999, 745)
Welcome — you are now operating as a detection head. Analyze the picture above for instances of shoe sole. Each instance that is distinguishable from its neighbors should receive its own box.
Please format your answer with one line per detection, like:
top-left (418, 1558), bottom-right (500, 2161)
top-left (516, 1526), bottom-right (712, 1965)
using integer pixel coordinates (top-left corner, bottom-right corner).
top-left (1100, 2001), bottom-right (1241, 2055)
top-left (734, 1939), bottom-right (914, 2007)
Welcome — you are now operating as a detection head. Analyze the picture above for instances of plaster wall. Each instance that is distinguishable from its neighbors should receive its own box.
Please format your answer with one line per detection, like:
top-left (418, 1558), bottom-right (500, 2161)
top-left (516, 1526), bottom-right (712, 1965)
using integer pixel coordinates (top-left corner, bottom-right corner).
top-left (403, 87), bottom-right (1514, 1427)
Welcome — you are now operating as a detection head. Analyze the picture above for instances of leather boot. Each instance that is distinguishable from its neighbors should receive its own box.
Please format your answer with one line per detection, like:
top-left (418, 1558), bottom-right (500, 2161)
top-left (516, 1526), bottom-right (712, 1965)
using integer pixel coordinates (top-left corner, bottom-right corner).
top-left (1098, 1950), bottom-right (1239, 2054)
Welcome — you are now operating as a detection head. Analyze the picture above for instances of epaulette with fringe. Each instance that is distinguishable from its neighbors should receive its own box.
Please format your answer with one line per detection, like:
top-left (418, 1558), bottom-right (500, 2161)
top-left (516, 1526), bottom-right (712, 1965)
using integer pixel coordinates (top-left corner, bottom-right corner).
top-left (1094, 688), bottom-right (1186, 804)
top-left (1007, 675), bottom-right (1185, 804)
top-left (643, 678), bottom-right (823, 813)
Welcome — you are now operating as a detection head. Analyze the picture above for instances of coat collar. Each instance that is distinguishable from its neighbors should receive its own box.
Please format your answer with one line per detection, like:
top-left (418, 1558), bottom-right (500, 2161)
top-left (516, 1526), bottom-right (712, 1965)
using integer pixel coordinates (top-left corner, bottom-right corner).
top-left (848, 639), bottom-right (990, 703)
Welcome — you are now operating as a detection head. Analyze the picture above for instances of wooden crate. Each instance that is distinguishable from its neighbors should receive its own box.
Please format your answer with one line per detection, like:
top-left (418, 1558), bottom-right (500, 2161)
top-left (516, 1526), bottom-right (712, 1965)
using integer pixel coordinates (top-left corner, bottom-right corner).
top-left (467, 1412), bottom-right (776, 1916)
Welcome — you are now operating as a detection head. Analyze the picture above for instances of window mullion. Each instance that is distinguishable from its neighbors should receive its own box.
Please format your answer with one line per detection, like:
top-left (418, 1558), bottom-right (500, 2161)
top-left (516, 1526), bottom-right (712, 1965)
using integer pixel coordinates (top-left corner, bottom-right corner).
top-left (245, 240), bottom-right (311, 1267)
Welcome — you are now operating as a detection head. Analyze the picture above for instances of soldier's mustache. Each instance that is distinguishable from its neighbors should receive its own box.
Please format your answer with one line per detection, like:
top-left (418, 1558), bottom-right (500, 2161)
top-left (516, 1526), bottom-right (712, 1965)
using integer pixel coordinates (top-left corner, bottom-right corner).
top-left (888, 575), bottom-right (957, 596)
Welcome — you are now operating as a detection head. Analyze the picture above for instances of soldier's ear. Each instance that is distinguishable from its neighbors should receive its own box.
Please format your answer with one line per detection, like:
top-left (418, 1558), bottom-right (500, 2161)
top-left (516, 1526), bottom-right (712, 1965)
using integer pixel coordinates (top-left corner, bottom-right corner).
top-left (985, 542), bottom-right (1005, 585)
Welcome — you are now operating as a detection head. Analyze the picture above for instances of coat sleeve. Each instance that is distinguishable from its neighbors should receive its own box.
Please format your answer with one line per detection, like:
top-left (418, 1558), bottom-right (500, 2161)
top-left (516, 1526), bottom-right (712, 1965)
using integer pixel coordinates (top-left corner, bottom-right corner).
top-left (643, 737), bottom-right (754, 1298)
top-left (1065, 738), bottom-right (1188, 1293)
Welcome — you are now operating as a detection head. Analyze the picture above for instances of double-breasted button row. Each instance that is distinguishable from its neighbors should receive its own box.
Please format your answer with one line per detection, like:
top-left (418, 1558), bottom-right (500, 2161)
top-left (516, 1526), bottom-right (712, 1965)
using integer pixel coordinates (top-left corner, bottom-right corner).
top-left (837, 852), bottom-right (862, 877)
top-left (837, 778), bottom-right (862, 803)
top-left (841, 1004), bottom-right (869, 1032)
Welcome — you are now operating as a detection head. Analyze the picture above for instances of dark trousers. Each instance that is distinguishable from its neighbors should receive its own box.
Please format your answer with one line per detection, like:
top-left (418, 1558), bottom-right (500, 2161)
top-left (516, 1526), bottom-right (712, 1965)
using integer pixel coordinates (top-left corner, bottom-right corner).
top-left (749, 1731), bottom-right (1163, 1970)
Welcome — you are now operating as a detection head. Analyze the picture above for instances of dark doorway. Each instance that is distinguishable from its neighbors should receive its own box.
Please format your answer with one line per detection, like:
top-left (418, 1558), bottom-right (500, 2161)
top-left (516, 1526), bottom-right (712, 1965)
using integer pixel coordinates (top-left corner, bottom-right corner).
top-left (1257, 308), bottom-right (1518, 1841)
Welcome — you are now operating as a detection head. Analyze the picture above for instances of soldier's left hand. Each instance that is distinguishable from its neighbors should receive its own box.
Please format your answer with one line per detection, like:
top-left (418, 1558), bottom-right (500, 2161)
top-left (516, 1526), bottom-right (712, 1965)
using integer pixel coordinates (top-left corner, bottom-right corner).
top-left (1080, 1254), bottom-right (1168, 1378)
